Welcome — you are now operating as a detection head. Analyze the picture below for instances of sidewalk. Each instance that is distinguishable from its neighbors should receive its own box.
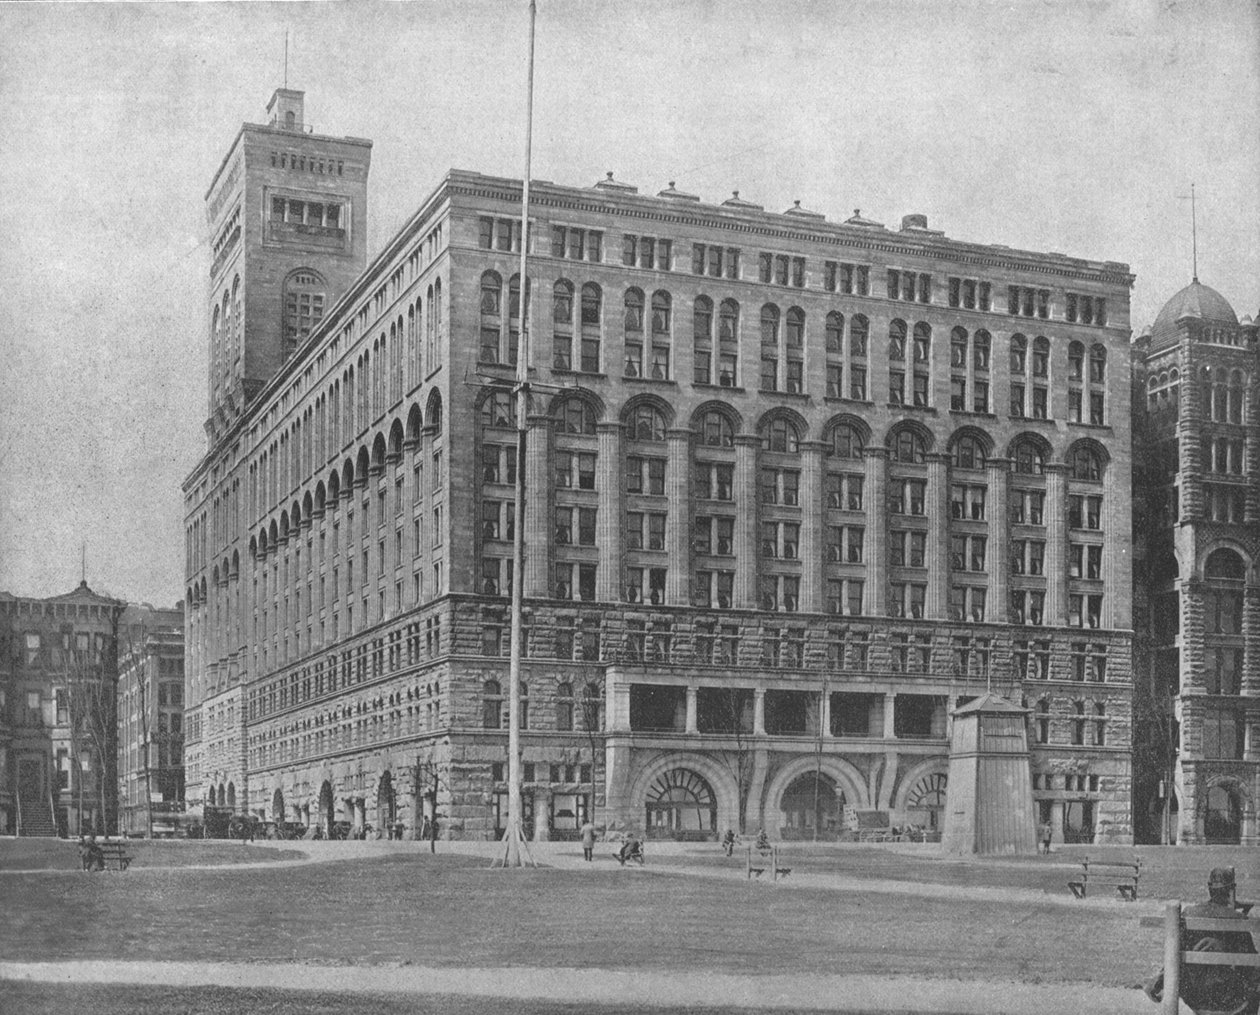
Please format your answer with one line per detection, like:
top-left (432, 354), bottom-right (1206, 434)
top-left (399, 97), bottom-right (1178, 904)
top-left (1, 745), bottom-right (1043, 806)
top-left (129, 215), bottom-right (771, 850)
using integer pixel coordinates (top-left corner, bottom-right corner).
top-left (0, 959), bottom-right (1154, 1014)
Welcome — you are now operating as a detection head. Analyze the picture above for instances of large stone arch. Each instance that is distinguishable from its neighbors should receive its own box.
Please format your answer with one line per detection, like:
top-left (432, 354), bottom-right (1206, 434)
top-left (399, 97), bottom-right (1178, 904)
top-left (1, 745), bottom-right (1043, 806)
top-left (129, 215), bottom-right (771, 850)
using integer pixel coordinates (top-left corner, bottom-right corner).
top-left (625, 751), bottom-right (740, 836)
top-left (762, 754), bottom-right (870, 819)
top-left (893, 757), bottom-right (951, 815)
top-left (1196, 775), bottom-right (1251, 845)
top-left (1197, 540), bottom-right (1254, 583)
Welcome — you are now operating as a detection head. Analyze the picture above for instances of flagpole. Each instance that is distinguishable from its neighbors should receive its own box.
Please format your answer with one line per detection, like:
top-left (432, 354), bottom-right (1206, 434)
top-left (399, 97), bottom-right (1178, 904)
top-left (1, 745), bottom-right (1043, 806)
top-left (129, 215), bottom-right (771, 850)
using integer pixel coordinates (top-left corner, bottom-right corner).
top-left (502, 0), bottom-right (537, 868)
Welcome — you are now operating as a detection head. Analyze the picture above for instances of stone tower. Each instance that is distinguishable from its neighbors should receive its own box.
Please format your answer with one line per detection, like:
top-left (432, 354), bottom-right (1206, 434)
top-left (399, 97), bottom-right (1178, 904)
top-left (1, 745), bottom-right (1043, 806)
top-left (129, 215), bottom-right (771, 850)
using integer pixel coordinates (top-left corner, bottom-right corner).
top-left (202, 88), bottom-right (372, 442)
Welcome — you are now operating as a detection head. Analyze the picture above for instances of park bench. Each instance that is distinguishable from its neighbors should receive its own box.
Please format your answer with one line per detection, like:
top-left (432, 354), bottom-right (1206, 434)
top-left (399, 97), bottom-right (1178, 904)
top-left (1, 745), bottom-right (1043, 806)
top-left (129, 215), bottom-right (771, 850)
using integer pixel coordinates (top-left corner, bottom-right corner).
top-left (855, 810), bottom-right (892, 843)
top-left (1146, 900), bottom-right (1260, 1014)
top-left (1067, 855), bottom-right (1141, 900)
top-left (746, 845), bottom-right (792, 882)
top-left (93, 841), bottom-right (132, 871)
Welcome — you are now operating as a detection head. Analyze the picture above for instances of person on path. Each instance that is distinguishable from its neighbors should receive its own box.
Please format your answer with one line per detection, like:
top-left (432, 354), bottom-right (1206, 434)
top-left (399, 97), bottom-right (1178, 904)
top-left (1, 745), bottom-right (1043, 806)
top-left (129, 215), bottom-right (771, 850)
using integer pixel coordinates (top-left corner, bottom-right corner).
top-left (1144, 867), bottom-right (1259, 1015)
top-left (721, 829), bottom-right (736, 857)
top-left (579, 820), bottom-right (596, 861)
top-left (1039, 822), bottom-right (1053, 855)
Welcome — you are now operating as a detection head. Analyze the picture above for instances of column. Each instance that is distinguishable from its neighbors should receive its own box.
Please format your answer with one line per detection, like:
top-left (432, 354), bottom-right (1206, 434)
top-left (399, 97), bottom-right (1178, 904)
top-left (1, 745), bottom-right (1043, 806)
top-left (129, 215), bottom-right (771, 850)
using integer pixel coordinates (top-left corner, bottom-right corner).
top-left (925, 453), bottom-right (950, 620)
top-left (753, 687), bottom-right (766, 735)
top-left (883, 692), bottom-right (897, 740)
top-left (799, 442), bottom-right (825, 613)
top-left (596, 422), bottom-right (624, 602)
top-left (734, 435), bottom-right (760, 609)
top-left (863, 448), bottom-right (889, 616)
top-left (1050, 799), bottom-right (1065, 845)
top-left (666, 428), bottom-right (693, 605)
top-left (820, 688), bottom-right (832, 738)
top-left (1045, 464), bottom-right (1068, 626)
top-left (685, 686), bottom-right (698, 734)
top-left (533, 788), bottom-right (551, 842)
top-left (986, 457), bottom-right (1012, 624)
top-left (524, 415), bottom-right (552, 598)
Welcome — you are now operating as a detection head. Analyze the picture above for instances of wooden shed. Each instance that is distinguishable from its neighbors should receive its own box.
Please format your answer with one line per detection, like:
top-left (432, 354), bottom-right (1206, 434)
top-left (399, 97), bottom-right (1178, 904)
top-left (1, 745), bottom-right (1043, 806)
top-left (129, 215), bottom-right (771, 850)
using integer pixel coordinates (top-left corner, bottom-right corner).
top-left (941, 693), bottom-right (1037, 855)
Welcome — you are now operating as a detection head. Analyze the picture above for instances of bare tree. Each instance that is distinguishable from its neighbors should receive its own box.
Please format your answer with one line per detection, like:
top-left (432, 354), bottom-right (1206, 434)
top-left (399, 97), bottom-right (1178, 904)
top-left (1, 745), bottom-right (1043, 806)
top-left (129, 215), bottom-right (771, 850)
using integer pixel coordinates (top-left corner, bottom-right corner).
top-left (704, 688), bottom-right (754, 834)
top-left (578, 675), bottom-right (603, 830)
top-left (63, 644), bottom-right (117, 835)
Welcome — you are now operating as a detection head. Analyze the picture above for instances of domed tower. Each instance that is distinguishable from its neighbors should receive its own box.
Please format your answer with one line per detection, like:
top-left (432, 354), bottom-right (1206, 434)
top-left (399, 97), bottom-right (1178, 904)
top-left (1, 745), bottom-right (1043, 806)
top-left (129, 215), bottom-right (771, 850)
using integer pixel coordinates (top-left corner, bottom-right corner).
top-left (1131, 279), bottom-right (1259, 847)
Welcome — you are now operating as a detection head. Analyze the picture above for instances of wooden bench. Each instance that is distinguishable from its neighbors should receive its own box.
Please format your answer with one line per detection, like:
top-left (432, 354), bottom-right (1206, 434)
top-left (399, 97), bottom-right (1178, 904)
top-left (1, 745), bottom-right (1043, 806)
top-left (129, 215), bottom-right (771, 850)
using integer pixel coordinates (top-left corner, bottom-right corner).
top-left (1154, 900), bottom-right (1260, 1014)
top-left (1067, 855), bottom-right (1141, 900)
top-left (98, 842), bottom-right (132, 871)
top-left (746, 845), bottom-right (792, 882)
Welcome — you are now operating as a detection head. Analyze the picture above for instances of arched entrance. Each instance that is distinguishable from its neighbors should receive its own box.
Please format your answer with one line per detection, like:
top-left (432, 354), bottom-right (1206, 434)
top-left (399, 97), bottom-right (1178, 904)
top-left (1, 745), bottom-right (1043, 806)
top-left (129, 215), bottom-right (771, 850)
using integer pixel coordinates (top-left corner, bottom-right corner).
top-left (904, 772), bottom-right (948, 832)
top-left (1204, 784), bottom-right (1242, 844)
top-left (318, 781), bottom-right (335, 838)
top-left (377, 771), bottom-right (396, 834)
top-left (778, 772), bottom-right (842, 840)
top-left (645, 768), bottom-right (716, 840)
top-left (271, 788), bottom-right (285, 823)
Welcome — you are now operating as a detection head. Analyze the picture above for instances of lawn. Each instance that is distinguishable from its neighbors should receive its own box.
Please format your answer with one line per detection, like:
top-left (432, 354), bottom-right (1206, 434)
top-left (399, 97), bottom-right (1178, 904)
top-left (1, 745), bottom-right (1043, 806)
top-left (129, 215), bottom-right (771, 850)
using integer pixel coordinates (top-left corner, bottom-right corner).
top-left (0, 837), bottom-right (306, 871)
top-left (0, 851), bottom-right (1173, 988)
top-left (650, 841), bottom-right (1260, 901)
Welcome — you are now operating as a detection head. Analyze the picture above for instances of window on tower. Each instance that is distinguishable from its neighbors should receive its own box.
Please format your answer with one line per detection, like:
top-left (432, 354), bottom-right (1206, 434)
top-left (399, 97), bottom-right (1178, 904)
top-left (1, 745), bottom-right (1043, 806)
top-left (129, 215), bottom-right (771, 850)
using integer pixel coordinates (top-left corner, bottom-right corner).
top-left (283, 269), bottom-right (327, 359)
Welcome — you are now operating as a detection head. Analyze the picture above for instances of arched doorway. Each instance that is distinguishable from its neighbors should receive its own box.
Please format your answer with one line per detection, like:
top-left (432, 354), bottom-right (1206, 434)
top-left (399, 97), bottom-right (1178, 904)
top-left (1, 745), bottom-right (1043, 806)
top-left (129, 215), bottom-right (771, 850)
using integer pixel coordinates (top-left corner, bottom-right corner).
top-left (1204, 784), bottom-right (1242, 844)
top-left (377, 771), bottom-right (396, 834)
top-left (778, 772), bottom-right (842, 840)
top-left (318, 781), bottom-right (335, 838)
top-left (272, 788), bottom-right (285, 823)
top-left (904, 772), bottom-right (948, 832)
top-left (645, 768), bottom-right (716, 840)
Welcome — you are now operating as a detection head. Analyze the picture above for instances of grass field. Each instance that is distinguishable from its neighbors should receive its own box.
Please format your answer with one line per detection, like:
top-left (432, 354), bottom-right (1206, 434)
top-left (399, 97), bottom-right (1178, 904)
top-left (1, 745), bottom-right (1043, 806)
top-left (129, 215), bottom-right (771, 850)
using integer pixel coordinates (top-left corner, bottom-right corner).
top-left (0, 836), bottom-right (306, 871)
top-left (0, 849), bottom-right (1169, 986)
top-left (1, 837), bottom-right (1254, 999)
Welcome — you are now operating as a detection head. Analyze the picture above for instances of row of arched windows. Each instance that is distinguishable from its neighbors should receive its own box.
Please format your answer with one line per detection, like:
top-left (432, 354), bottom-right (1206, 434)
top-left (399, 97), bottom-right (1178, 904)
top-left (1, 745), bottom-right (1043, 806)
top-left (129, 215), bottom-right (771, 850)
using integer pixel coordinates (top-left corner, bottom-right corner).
top-left (507, 391), bottom-right (1111, 480)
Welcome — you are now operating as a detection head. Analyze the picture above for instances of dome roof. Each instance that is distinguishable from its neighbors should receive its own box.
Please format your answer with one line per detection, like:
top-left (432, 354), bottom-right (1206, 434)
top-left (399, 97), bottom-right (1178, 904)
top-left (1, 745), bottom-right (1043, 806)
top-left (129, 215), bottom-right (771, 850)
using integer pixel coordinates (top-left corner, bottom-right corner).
top-left (1150, 280), bottom-right (1238, 350)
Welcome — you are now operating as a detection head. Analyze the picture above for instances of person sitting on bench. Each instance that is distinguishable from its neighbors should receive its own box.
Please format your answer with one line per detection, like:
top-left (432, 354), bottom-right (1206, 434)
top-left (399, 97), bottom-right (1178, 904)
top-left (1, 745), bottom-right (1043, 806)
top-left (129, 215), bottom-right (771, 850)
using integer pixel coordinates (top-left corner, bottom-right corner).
top-left (1144, 867), bottom-right (1259, 1015)
top-left (618, 834), bottom-right (642, 866)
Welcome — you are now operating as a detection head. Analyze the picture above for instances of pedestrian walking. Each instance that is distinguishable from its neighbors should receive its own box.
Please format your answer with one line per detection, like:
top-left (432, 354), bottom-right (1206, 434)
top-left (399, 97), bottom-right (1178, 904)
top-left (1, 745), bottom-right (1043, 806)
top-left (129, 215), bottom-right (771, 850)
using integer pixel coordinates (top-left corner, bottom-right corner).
top-left (579, 820), bottom-right (596, 861)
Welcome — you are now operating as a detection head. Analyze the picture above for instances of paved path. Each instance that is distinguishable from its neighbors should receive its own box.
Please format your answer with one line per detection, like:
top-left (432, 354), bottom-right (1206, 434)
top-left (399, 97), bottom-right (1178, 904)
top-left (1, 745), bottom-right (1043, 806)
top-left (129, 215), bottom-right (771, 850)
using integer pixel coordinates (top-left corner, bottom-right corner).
top-left (0, 959), bottom-right (1153, 1014)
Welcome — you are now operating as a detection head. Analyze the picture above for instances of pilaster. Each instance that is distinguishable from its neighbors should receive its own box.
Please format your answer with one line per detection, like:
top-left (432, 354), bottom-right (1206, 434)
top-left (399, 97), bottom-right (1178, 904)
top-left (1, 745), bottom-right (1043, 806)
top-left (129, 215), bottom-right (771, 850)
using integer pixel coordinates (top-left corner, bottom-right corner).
top-left (926, 452), bottom-right (950, 619)
top-left (666, 428), bottom-right (692, 605)
top-left (863, 447), bottom-right (889, 616)
top-left (596, 422), bottom-right (624, 602)
top-left (986, 457), bottom-right (1012, 623)
top-left (1045, 463), bottom-right (1068, 626)
top-left (524, 415), bottom-right (552, 598)
top-left (799, 441), bottom-right (825, 612)
top-left (734, 435), bottom-right (760, 609)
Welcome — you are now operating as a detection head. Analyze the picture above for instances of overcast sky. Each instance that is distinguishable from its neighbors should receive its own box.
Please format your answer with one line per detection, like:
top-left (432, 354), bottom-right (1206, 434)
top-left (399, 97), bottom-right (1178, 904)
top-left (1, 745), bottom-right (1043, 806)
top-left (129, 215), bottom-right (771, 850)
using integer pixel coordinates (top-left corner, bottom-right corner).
top-left (1, 0), bottom-right (1257, 608)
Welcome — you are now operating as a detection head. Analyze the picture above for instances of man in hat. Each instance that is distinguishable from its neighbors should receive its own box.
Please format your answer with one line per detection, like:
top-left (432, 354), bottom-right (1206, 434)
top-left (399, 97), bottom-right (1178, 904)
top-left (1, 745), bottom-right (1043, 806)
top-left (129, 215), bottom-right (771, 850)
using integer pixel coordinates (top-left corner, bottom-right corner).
top-left (1144, 867), bottom-right (1259, 1014)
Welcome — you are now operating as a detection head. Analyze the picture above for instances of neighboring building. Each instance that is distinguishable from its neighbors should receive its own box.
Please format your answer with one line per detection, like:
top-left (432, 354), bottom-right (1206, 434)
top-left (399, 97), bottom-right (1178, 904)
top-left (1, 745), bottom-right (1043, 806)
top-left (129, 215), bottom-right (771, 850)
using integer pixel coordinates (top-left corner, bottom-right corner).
top-left (117, 605), bottom-right (186, 836)
top-left (0, 582), bottom-right (127, 836)
top-left (1131, 280), bottom-right (1259, 845)
top-left (185, 88), bottom-right (1137, 844)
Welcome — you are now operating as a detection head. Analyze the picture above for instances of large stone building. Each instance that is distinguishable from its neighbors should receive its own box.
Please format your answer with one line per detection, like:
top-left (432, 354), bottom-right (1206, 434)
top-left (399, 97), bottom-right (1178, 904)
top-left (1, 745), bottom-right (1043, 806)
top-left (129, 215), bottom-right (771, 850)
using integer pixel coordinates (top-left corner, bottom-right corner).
top-left (1131, 280), bottom-right (1259, 845)
top-left (117, 606), bottom-right (186, 836)
top-left (184, 88), bottom-right (1136, 843)
top-left (0, 582), bottom-right (126, 836)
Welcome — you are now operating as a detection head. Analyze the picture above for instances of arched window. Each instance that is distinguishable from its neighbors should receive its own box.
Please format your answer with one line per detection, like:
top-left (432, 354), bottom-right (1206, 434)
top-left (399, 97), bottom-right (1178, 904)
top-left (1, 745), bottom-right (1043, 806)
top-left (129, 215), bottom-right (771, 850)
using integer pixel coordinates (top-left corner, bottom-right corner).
top-left (1228, 370), bottom-right (1245, 423)
top-left (556, 682), bottom-right (574, 731)
top-left (718, 299), bottom-right (739, 341)
top-left (1013, 438), bottom-right (1045, 475)
top-left (700, 410), bottom-right (734, 447)
top-left (1070, 446), bottom-right (1102, 481)
top-left (629, 404), bottom-right (666, 441)
top-left (850, 314), bottom-right (869, 357)
top-left (650, 291), bottom-right (672, 379)
top-left (761, 418), bottom-right (800, 453)
top-left (888, 319), bottom-right (908, 404)
top-left (624, 288), bottom-right (644, 332)
top-left (552, 279), bottom-right (573, 324)
top-left (831, 422), bottom-right (865, 460)
top-left (1089, 344), bottom-right (1106, 383)
top-left (785, 307), bottom-right (805, 347)
top-left (825, 312), bottom-right (844, 352)
top-left (557, 397), bottom-right (596, 435)
top-left (890, 428), bottom-right (926, 464)
top-left (1068, 341), bottom-right (1085, 380)
top-left (953, 434), bottom-right (987, 470)
top-left (282, 269), bottom-right (327, 360)
top-left (760, 303), bottom-right (780, 345)
top-left (480, 390), bottom-right (515, 429)
top-left (580, 283), bottom-right (601, 373)
top-left (624, 289), bottom-right (645, 376)
top-left (1204, 548), bottom-right (1246, 581)
top-left (1010, 334), bottom-right (1027, 373)
top-left (480, 271), bottom-right (502, 315)
top-left (551, 280), bottom-right (575, 370)
top-left (693, 296), bottom-right (714, 384)
top-left (482, 680), bottom-right (502, 729)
